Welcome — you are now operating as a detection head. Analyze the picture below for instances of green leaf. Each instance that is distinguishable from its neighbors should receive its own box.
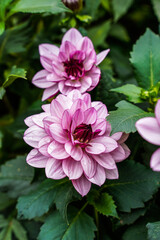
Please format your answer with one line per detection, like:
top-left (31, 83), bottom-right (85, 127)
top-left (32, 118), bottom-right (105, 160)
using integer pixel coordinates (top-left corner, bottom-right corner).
top-left (104, 160), bottom-right (160, 212)
top-left (122, 222), bottom-right (147, 240)
top-left (87, 20), bottom-right (111, 47)
top-left (0, 192), bottom-right (14, 211)
top-left (17, 179), bottom-right (80, 220)
top-left (0, 0), bottom-right (12, 20)
top-left (0, 215), bottom-right (8, 228)
top-left (11, 0), bottom-right (71, 14)
top-left (111, 0), bottom-right (134, 21)
top-left (118, 208), bottom-right (146, 225)
top-left (85, 0), bottom-right (101, 17)
top-left (130, 28), bottom-right (160, 89)
top-left (0, 156), bottom-right (34, 198)
top-left (108, 100), bottom-right (154, 134)
top-left (3, 66), bottom-right (27, 88)
top-left (110, 84), bottom-right (143, 103)
top-left (151, 0), bottom-right (160, 21)
top-left (0, 21), bottom-right (5, 35)
top-left (0, 223), bottom-right (12, 240)
top-left (38, 208), bottom-right (97, 240)
top-left (0, 87), bottom-right (6, 100)
top-left (11, 219), bottom-right (28, 240)
top-left (147, 221), bottom-right (160, 240)
top-left (88, 191), bottom-right (118, 218)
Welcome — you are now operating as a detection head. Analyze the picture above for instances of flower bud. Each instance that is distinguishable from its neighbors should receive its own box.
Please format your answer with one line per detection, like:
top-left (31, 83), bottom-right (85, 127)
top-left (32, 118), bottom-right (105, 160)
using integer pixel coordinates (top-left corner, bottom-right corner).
top-left (62, 0), bottom-right (83, 11)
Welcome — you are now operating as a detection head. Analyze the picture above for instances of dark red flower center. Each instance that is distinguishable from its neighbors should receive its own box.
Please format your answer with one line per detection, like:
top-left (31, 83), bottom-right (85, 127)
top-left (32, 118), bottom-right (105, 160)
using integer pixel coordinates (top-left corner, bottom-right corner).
top-left (64, 58), bottom-right (85, 79)
top-left (73, 123), bottom-right (93, 143)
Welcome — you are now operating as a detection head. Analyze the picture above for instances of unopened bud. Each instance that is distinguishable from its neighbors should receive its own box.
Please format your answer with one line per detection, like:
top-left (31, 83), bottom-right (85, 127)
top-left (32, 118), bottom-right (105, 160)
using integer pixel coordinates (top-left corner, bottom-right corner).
top-left (62, 0), bottom-right (83, 11)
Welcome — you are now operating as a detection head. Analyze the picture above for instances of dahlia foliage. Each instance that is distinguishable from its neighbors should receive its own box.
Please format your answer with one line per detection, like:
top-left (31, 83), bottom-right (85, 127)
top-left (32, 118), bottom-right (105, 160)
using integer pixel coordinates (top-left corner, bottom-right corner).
top-left (24, 90), bottom-right (130, 196)
top-left (32, 28), bottom-right (109, 100)
top-left (136, 100), bottom-right (160, 171)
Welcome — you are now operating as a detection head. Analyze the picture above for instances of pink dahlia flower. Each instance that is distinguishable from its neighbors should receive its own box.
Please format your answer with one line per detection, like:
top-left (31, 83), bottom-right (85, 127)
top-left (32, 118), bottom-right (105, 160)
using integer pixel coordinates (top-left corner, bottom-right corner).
top-left (24, 90), bottom-right (130, 196)
top-left (32, 28), bottom-right (110, 101)
top-left (136, 100), bottom-right (160, 171)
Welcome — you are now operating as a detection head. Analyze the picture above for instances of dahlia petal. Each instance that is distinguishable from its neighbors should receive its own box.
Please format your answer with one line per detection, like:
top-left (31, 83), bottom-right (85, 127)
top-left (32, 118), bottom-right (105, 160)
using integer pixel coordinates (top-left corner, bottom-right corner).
top-left (60, 41), bottom-right (76, 58)
top-left (92, 101), bottom-right (108, 118)
top-left (92, 119), bottom-right (107, 135)
top-left (46, 72), bottom-right (62, 82)
top-left (65, 79), bottom-right (81, 87)
top-left (70, 99), bottom-right (87, 115)
top-left (32, 70), bottom-right (54, 88)
top-left (78, 76), bottom-right (92, 93)
top-left (56, 94), bottom-right (73, 109)
top-left (45, 158), bottom-right (66, 179)
top-left (58, 81), bottom-right (72, 95)
top-left (106, 167), bottom-right (119, 179)
top-left (42, 85), bottom-right (59, 101)
top-left (38, 136), bottom-right (52, 157)
top-left (43, 116), bottom-right (60, 135)
top-left (83, 50), bottom-right (96, 71)
top-left (89, 164), bottom-right (106, 186)
top-left (155, 100), bottom-right (160, 126)
top-left (24, 125), bottom-right (47, 148)
top-left (118, 133), bottom-right (129, 144)
top-left (62, 158), bottom-right (83, 179)
top-left (86, 66), bottom-right (100, 92)
top-left (72, 175), bottom-right (91, 196)
top-left (93, 153), bottom-right (116, 169)
top-left (32, 112), bottom-right (48, 128)
top-left (150, 148), bottom-right (160, 171)
top-left (81, 93), bottom-right (91, 108)
top-left (26, 149), bottom-right (48, 168)
top-left (81, 153), bottom-right (96, 179)
top-left (96, 49), bottom-right (110, 65)
top-left (85, 142), bottom-right (105, 155)
top-left (62, 110), bottom-right (71, 131)
top-left (110, 145), bottom-right (126, 162)
top-left (52, 62), bottom-right (65, 76)
top-left (39, 44), bottom-right (59, 58)
top-left (48, 141), bottom-right (69, 159)
top-left (62, 28), bottom-right (82, 45)
top-left (72, 109), bottom-right (84, 126)
top-left (50, 123), bottom-right (68, 143)
top-left (40, 56), bottom-right (53, 72)
top-left (91, 137), bottom-right (118, 153)
top-left (42, 104), bottom-right (50, 113)
top-left (84, 107), bottom-right (97, 125)
top-left (65, 142), bottom-right (83, 161)
top-left (136, 117), bottom-right (160, 146)
top-left (67, 89), bottom-right (82, 101)
top-left (50, 99), bottom-right (64, 119)
top-left (79, 37), bottom-right (94, 53)
top-left (111, 132), bottom-right (123, 141)
top-left (121, 143), bottom-right (130, 159)
top-left (24, 116), bottom-right (34, 127)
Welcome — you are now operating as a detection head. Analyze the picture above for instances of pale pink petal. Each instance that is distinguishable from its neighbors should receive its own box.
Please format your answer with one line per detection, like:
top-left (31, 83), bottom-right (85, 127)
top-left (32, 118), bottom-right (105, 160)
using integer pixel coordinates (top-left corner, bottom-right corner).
top-left (50, 123), bottom-right (68, 143)
top-left (65, 79), bottom-right (81, 87)
top-left (56, 94), bottom-right (73, 109)
top-left (45, 158), bottom-right (66, 179)
top-left (78, 76), bottom-right (92, 93)
top-left (155, 100), bottom-right (160, 126)
top-left (24, 125), bottom-right (47, 148)
top-left (121, 143), bottom-right (130, 159)
top-left (48, 141), bottom-right (69, 159)
top-left (42, 85), bottom-right (59, 101)
top-left (62, 110), bottom-right (71, 131)
top-left (86, 66), bottom-right (100, 92)
top-left (40, 57), bottom-right (53, 72)
top-left (42, 104), bottom-right (50, 113)
top-left (65, 142), bottom-right (83, 161)
top-left (24, 116), bottom-right (34, 127)
top-left (58, 81), bottom-right (72, 96)
top-left (67, 89), bottom-right (82, 101)
top-left (32, 70), bottom-right (54, 88)
top-left (46, 72), bottom-right (63, 82)
top-left (85, 142), bottom-right (105, 155)
top-left (32, 112), bottom-right (48, 128)
top-left (72, 175), bottom-right (91, 196)
top-left (70, 99), bottom-right (87, 115)
top-left (106, 167), bottom-right (119, 179)
top-left (91, 137), bottom-right (118, 153)
top-left (118, 133), bottom-right (129, 144)
top-left (39, 44), bottom-right (59, 57)
top-left (93, 153), bottom-right (116, 169)
top-left (92, 119), bottom-right (107, 135)
top-left (60, 41), bottom-right (76, 58)
top-left (110, 145), bottom-right (126, 162)
top-left (26, 149), bottom-right (48, 168)
top-left (89, 164), bottom-right (106, 186)
top-left (111, 132), bottom-right (123, 141)
top-left (62, 28), bottom-right (82, 45)
top-left (81, 153), bottom-right (96, 179)
top-left (79, 37), bottom-right (94, 53)
top-left (150, 148), bottom-right (160, 171)
top-left (83, 107), bottom-right (97, 125)
top-left (62, 158), bottom-right (83, 179)
top-left (81, 93), bottom-right (91, 108)
top-left (52, 62), bottom-right (65, 76)
top-left (72, 109), bottom-right (84, 126)
top-left (43, 116), bottom-right (60, 135)
top-left (92, 101), bottom-right (108, 118)
top-left (96, 49), bottom-right (110, 65)
top-left (136, 117), bottom-right (160, 146)
top-left (83, 50), bottom-right (96, 71)
top-left (50, 99), bottom-right (64, 119)
top-left (38, 136), bottom-right (52, 157)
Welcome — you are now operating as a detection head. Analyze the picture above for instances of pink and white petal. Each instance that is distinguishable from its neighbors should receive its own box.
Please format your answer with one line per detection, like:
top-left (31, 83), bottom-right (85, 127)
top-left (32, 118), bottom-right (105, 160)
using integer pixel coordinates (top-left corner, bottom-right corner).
top-left (40, 56), bottom-right (53, 72)
top-left (43, 116), bottom-right (60, 135)
top-left (87, 67), bottom-right (100, 92)
top-left (45, 158), bottom-right (66, 179)
top-left (56, 94), bottom-right (73, 109)
top-left (78, 76), bottom-right (92, 93)
top-left (65, 79), bottom-right (81, 87)
top-left (60, 41), bottom-right (76, 58)
top-left (24, 125), bottom-right (47, 148)
top-left (65, 142), bottom-right (83, 161)
top-left (24, 116), bottom-right (34, 127)
top-left (72, 175), bottom-right (91, 196)
top-left (96, 49), bottom-right (110, 65)
top-left (121, 143), bottom-right (130, 159)
top-left (32, 70), bottom-right (54, 88)
top-left (42, 104), bottom-right (50, 113)
top-left (70, 99), bottom-right (87, 115)
top-left (46, 72), bottom-right (63, 82)
top-left (38, 136), bottom-right (52, 157)
top-left (83, 50), bottom-right (96, 71)
top-left (111, 132), bottom-right (123, 141)
top-left (50, 123), bottom-right (68, 143)
top-left (83, 107), bottom-right (97, 125)
top-left (62, 28), bottom-right (82, 45)
top-left (48, 141), bottom-right (69, 159)
top-left (150, 148), bottom-right (160, 171)
top-left (93, 153), bottom-right (116, 169)
top-left (118, 133), bottom-right (129, 144)
top-left (110, 144), bottom-right (126, 162)
top-left (85, 142), bottom-right (105, 155)
top-left (81, 153), bottom-right (96, 179)
top-left (92, 119), bottom-right (107, 135)
top-left (26, 149), bottom-right (48, 168)
top-left (91, 137), bottom-right (118, 153)
top-left (50, 99), bottom-right (64, 119)
top-left (67, 89), bottom-right (82, 102)
top-left (32, 112), bottom-right (48, 128)
top-left (89, 164), bottom-right (106, 186)
top-left (92, 101), bottom-right (108, 119)
top-left (81, 93), bottom-right (91, 108)
top-left (58, 81), bottom-right (73, 96)
top-left (136, 117), bottom-right (160, 146)
top-left (104, 122), bottom-right (112, 136)
top-left (155, 100), bottom-right (160, 126)
top-left (39, 44), bottom-right (59, 58)
top-left (42, 85), bottom-right (59, 101)
top-left (79, 37), bottom-right (94, 53)
top-left (72, 109), bottom-right (84, 126)
top-left (62, 158), bottom-right (83, 179)
top-left (62, 110), bottom-right (71, 131)
top-left (106, 167), bottom-right (119, 179)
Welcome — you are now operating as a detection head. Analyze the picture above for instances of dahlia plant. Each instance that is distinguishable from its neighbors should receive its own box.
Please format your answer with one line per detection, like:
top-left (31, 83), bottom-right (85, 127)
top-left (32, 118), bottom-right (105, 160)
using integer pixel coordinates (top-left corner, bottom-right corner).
top-left (24, 90), bottom-right (130, 196)
top-left (32, 28), bottom-right (110, 100)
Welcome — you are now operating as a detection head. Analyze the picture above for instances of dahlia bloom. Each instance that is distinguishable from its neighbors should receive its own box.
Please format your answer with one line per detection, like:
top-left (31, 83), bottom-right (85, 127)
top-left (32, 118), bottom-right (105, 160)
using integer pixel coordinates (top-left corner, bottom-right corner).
top-left (62, 0), bottom-right (83, 11)
top-left (24, 90), bottom-right (130, 196)
top-left (136, 100), bottom-right (160, 171)
top-left (32, 28), bottom-right (110, 101)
